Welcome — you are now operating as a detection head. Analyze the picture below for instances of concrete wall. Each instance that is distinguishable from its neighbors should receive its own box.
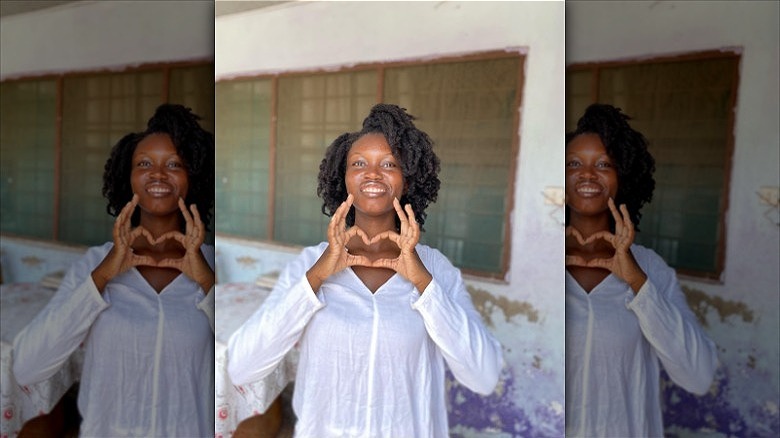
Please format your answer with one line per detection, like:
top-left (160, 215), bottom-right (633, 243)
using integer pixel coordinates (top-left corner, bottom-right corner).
top-left (217, 1), bottom-right (566, 436)
top-left (567, 1), bottom-right (780, 435)
top-left (0, 0), bottom-right (213, 79)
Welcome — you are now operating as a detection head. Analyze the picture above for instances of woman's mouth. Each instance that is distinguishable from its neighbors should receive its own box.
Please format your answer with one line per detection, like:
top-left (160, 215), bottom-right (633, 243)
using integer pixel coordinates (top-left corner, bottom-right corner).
top-left (360, 182), bottom-right (389, 197)
top-left (146, 183), bottom-right (174, 197)
top-left (574, 182), bottom-right (604, 197)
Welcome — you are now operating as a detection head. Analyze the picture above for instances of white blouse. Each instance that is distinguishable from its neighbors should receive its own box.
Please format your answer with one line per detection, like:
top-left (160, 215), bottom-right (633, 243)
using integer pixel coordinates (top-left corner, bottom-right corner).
top-left (227, 242), bottom-right (503, 437)
top-left (565, 244), bottom-right (718, 437)
top-left (12, 242), bottom-right (215, 437)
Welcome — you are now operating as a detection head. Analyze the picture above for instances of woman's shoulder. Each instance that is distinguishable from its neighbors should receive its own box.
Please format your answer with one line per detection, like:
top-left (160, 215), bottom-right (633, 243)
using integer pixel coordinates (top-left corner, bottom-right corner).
top-left (415, 243), bottom-right (456, 272)
top-left (630, 243), bottom-right (677, 280)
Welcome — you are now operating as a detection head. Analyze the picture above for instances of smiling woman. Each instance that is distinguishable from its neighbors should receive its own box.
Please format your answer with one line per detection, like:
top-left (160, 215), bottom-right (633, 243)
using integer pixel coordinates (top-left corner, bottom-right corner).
top-left (227, 103), bottom-right (503, 436)
top-left (564, 104), bottom-right (717, 437)
top-left (12, 104), bottom-right (216, 437)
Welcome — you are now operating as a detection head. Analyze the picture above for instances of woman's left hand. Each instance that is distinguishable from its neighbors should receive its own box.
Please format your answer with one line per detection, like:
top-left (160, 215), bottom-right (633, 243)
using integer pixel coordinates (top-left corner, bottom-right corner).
top-left (156, 198), bottom-right (215, 293)
top-left (370, 198), bottom-right (433, 293)
top-left (565, 198), bottom-right (647, 293)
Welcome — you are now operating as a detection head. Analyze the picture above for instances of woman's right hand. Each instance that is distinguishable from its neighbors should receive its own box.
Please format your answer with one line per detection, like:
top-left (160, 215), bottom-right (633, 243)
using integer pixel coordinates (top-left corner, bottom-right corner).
top-left (91, 194), bottom-right (157, 293)
top-left (306, 194), bottom-right (371, 292)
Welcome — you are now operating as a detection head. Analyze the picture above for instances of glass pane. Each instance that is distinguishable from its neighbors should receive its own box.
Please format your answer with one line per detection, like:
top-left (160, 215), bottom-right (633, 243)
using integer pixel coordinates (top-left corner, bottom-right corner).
top-left (60, 71), bottom-right (163, 245)
top-left (215, 79), bottom-right (272, 239)
top-left (0, 80), bottom-right (57, 239)
top-left (169, 63), bottom-right (216, 242)
top-left (275, 71), bottom-right (377, 246)
top-left (596, 57), bottom-right (737, 275)
top-left (384, 56), bottom-right (522, 275)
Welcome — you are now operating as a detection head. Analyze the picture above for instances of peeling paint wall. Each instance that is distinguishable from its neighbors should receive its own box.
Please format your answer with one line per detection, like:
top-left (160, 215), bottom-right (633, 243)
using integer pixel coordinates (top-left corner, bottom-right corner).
top-left (216, 2), bottom-right (566, 436)
top-left (567, 2), bottom-right (780, 435)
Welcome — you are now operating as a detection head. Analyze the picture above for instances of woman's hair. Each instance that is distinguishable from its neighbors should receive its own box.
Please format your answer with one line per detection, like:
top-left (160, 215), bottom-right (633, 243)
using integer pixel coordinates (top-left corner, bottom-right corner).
top-left (317, 103), bottom-right (441, 231)
top-left (102, 103), bottom-right (215, 230)
top-left (565, 103), bottom-right (655, 231)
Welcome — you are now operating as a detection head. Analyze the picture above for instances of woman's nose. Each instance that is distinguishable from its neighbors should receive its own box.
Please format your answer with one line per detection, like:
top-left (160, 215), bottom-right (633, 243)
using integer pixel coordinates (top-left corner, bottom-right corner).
top-left (149, 164), bottom-right (168, 179)
top-left (363, 164), bottom-right (381, 179)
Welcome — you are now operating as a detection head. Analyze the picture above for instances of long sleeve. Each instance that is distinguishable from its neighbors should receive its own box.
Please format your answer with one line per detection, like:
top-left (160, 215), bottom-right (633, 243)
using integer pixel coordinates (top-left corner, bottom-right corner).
top-left (626, 246), bottom-right (718, 395)
top-left (226, 244), bottom-right (325, 385)
top-left (12, 244), bottom-right (112, 386)
top-left (196, 245), bottom-right (217, 333)
top-left (412, 248), bottom-right (503, 395)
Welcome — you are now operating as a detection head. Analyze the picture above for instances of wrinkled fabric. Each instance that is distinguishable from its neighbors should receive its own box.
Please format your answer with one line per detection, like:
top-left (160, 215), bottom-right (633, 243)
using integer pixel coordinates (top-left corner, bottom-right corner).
top-left (565, 244), bottom-right (717, 437)
top-left (228, 242), bottom-right (503, 438)
top-left (13, 242), bottom-right (215, 438)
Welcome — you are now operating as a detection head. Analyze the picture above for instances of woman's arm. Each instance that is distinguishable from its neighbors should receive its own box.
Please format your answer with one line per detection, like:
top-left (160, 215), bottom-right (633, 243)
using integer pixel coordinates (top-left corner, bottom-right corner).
top-left (627, 247), bottom-right (718, 394)
top-left (12, 244), bottom-right (113, 386)
top-left (412, 248), bottom-right (504, 395)
top-left (226, 244), bottom-right (327, 386)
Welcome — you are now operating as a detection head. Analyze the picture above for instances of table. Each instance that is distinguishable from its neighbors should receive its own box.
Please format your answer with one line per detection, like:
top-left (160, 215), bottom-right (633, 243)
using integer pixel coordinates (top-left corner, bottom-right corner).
top-left (214, 282), bottom-right (298, 437)
top-left (0, 283), bottom-right (83, 437)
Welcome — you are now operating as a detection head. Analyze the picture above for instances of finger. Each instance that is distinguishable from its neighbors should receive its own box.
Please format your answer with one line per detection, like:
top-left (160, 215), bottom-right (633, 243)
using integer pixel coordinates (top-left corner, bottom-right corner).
top-left (608, 198), bottom-right (623, 230)
top-left (118, 194), bottom-right (139, 223)
top-left (370, 257), bottom-right (398, 270)
top-left (156, 257), bottom-right (183, 270)
top-left (565, 255), bottom-right (589, 267)
top-left (345, 226), bottom-right (371, 246)
top-left (156, 231), bottom-right (187, 246)
top-left (345, 254), bottom-right (373, 267)
top-left (619, 204), bottom-right (634, 235)
top-left (179, 198), bottom-right (194, 234)
top-left (565, 226), bottom-right (587, 246)
top-left (404, 204), bottom-right (419, 233)
top-left (582, 231), bottom-right (616, 246)
top-left (585, 257), bottom-right (613, 269)
top-left (189, 204), bottom-right (204, 242)
top-left (393, 198), bottom-right (409, 230)
top-left (130, 254), bottom-right (158, 268)
top-left (369, 230), bottom-right (401, 246)
top-left (129, 226), bottom-right (155, 248)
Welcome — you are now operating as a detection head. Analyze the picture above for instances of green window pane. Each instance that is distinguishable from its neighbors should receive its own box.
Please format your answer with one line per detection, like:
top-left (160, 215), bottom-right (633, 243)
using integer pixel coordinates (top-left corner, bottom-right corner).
top-left (384, 57), bottom-right (522, 275)
top-left (0, 80), bottom-right (57, 239)
top-left (274, 71), bottom-right (377, 246)
top-left (215, 79), bottom-right (272, 240)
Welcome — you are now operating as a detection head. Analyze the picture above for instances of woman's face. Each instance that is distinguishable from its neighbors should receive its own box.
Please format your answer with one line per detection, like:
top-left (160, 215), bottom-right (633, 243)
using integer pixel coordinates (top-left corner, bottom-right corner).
top-left (131, 133), bottom-right (189, 217)
top-left (565, 133), bottom-right (618, 218)
top-left (344, 133), bottom-right (405, 220)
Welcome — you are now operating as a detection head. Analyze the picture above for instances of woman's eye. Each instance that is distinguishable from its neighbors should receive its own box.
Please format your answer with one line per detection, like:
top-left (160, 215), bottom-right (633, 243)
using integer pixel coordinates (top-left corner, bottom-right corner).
top-left (381, 162), bottom-right (397, 168)
top-left (137, 160), bottom-right (151, 168)
top-left (566, 160), bottom-right (580, 168)
top-left (596, 161), bottom-right (612, 168)
top-left (351, 161), bottom-right (365, 167)
top-left (167, 161), bottom-right (183, 169)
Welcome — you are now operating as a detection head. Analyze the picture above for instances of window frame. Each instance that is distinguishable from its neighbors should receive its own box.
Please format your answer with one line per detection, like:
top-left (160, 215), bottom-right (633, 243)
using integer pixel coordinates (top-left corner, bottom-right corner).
top-left (0, 59), bottom-right (214, 244)
top-left (215, 50), bottom-right (525, 280)
top-left (566, 49), bottom-right (740, 280)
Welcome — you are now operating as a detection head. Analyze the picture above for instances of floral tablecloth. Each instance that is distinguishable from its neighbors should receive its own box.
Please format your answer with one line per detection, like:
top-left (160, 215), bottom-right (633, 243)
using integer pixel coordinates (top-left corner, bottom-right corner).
top-left (214, 282), bottom-right (297, 437)
top-left (0, 283), bottom-right (83, 437)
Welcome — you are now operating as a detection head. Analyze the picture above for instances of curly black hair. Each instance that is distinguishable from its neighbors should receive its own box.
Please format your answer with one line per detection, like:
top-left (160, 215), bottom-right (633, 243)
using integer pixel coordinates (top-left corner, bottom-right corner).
top-left (565, 103), bottom-right (655, 231)
top-left (317, 103), bottom-right (441, 231)
top-left (102, 103), bottom-right (215, 230)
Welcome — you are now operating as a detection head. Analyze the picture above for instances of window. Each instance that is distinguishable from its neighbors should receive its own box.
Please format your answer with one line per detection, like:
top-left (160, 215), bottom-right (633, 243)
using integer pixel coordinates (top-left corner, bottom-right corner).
top-left (0, 62), bottom-right (214, 246)
top-left (566, 52), bottom-right (739, 279)
top-left (216, 52), bottom-right (523, 277)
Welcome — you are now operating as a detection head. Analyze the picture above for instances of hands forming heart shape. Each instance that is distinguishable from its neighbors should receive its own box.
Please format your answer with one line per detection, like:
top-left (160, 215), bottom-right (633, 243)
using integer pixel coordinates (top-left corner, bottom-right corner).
top-left (565, 198), bottom-right (647, 292)
top-left (307, 193), bottom-right (432, 293)
top-left (92, 194), bottom-right (214, 293)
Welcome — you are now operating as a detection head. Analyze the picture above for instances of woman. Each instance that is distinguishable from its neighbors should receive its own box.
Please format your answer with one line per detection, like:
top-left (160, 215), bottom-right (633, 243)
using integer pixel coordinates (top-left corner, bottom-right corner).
top-left (12, 104), bottom-right (216, 437)
top-left (564, 103), bottom-right (718, 437)
top-left (227, 103), bottom-right (503, 437)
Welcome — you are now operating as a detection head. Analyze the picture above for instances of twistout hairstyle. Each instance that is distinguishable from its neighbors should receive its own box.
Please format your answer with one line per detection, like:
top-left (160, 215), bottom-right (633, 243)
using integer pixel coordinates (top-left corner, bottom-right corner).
top-left (317, 103), bottom-right (441, 231)
top-left (565, 103), bottom-right (656, 231)
top-left (102, 104), bottom-right (215, 230)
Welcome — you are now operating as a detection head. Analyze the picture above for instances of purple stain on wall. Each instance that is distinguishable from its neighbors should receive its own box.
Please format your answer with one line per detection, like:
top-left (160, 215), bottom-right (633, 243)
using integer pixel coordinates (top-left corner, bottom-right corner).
top-left (662, 367), bottom-right (779, 437)
top-left (446, 369), bottom-right (564, 437)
